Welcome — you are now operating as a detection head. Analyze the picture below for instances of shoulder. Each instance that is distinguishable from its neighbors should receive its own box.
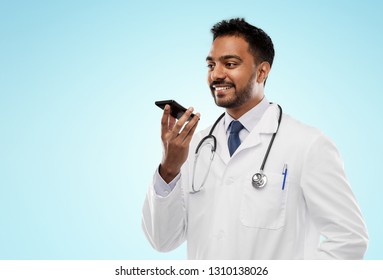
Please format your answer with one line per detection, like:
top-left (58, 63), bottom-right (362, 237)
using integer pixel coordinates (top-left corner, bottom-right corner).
top-left (281, 113), bottom-right (323, 139)
top-left (191, 124), bottom-right (214, 148)
top-left (192, 113), bottom-right (225, 142)
top-left (280, 113), bottom-right (338, 154)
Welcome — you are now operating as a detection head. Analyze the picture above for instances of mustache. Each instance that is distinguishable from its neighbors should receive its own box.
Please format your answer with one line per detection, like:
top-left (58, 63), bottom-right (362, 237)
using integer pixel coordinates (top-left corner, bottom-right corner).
top-left (209, 80), bottom-right (235, 88)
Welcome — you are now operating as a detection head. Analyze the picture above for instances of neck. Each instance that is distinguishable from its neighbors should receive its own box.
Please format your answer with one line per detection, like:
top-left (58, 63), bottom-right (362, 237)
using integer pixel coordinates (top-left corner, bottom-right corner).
top-left (226, 94), bottom-right (265, 119)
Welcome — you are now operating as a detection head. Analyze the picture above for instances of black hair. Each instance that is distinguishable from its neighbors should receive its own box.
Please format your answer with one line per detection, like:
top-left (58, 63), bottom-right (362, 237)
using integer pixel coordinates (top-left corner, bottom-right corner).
top-left (211, 18), bottom-right (275, 67)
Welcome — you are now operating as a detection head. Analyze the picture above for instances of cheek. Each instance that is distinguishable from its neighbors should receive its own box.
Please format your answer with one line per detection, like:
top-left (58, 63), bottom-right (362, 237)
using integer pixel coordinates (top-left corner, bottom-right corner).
top-left (207, 72), bottom-right (212, 84)
top-left (226, 73), bottom-right (240, 86)
top-left (235, 70), bottom-right (255, 87)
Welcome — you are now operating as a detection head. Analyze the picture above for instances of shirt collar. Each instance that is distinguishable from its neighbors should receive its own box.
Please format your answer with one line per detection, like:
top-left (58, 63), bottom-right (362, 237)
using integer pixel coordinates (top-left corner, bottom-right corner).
top-left (224, 96), bottom-right (270, 133)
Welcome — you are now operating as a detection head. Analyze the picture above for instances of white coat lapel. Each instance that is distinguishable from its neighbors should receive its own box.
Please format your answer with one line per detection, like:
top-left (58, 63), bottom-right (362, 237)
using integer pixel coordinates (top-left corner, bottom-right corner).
top-left (235, 104), bottom-right (280, 154)
top-left (210, 104), bottom-right (280, 162)
top-left (214, 117), bottom-right (231, 164)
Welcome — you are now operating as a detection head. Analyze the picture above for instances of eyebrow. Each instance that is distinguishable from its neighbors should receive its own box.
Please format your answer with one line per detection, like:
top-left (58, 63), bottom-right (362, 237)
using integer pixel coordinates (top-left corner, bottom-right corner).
top-left (206, 55), bottom-right (243, 62)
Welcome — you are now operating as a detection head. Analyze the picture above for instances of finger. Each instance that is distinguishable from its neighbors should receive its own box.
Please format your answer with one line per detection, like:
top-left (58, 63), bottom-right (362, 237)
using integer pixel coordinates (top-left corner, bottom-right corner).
top-left (171, 107), bottom-right (194, 137)
top-left (161, 104), bottom-right (171, 136)
top-left (178, 112), bottom-right (200, 142)
top-left (186, 113), bottom-right (200, 140)
top-left (168, 114), bottom-right (176, 130)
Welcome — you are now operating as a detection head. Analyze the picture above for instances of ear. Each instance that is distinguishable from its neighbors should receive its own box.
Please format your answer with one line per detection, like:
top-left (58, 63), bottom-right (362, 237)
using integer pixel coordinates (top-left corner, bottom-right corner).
top-left (256, 62), bottom-right (271, 84)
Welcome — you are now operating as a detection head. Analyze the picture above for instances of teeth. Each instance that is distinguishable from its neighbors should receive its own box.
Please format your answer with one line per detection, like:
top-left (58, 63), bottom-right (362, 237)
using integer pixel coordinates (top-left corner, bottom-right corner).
top-left (214, 86), bottom-right (232, 90)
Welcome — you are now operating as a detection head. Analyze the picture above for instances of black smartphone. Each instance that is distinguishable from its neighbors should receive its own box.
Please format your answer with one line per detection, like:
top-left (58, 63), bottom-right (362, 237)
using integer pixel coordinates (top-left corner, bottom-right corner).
top-left (155, 100), bottom-right (195, 121)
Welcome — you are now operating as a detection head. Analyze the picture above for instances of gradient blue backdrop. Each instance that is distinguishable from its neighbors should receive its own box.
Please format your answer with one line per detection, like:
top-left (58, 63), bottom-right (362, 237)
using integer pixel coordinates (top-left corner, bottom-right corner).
top-left (1, 0), bottom-right (382, 259)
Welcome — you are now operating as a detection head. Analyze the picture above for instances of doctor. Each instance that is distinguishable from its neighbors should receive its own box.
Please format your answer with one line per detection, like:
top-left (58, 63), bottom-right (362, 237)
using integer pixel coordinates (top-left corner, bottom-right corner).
top-left (142, 18), bottom-right (368, 259)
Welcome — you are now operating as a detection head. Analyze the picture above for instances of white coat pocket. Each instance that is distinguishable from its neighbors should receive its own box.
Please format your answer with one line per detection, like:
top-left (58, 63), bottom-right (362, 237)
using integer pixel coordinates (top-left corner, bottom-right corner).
top-left (240, 172), bottom-right (288, 229)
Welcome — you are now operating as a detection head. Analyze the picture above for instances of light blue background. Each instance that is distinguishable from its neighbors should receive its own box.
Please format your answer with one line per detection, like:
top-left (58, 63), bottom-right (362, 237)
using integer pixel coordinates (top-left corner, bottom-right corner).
top-left (1, 0), bottom-right (382, 259)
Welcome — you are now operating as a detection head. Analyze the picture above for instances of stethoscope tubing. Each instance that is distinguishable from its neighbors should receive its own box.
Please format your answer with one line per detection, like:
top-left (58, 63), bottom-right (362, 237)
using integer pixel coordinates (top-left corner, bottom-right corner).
top-left (259, 104), bottom-right (282, 172)
top-left (192, 103), bottom-right (282, 192)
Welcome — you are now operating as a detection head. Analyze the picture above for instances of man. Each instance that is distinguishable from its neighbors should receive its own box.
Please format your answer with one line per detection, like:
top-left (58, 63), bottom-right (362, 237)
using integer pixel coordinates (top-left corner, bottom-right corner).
top-left (142, 18), bottom-right (368, 259)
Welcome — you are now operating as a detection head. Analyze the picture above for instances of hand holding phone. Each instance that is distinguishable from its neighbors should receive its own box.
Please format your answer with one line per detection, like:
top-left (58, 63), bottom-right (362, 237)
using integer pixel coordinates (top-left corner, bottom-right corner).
top-left (155, 99), bottom-right (200, 183)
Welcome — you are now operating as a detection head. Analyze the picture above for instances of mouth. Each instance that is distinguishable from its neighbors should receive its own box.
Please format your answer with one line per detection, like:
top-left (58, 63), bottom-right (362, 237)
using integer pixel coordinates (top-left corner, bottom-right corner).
top-left (212, 84), bottom-right (234, 95)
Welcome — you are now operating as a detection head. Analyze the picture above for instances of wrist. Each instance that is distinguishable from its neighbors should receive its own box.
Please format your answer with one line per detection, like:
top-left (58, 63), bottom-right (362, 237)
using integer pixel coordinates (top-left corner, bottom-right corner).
top-left (159, 163), bottom-right (180, 183)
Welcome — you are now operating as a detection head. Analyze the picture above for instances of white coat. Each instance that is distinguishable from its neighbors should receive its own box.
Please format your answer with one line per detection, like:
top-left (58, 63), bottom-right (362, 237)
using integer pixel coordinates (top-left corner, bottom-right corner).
top-left (142, 104), bottom-right (368, 259)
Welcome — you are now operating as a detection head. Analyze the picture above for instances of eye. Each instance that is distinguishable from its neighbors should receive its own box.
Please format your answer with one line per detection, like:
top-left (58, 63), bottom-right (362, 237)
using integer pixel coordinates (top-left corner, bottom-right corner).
top-left (206, 63), bottom-right (215, 70)
top-left (225, 62), bottom-right (237, 68)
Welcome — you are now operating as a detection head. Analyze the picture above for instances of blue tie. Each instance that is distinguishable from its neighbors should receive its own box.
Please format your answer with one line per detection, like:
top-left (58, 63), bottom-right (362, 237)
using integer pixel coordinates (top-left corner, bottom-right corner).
top-left (228, 120), bottom-right (244, 156)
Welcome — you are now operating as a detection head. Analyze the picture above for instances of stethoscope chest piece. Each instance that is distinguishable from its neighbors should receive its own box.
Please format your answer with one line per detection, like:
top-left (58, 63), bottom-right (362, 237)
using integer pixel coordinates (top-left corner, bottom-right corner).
top-left (190, 103), bottom-right (282, 194)
top-left (252, 172), bottom-right (267, 189)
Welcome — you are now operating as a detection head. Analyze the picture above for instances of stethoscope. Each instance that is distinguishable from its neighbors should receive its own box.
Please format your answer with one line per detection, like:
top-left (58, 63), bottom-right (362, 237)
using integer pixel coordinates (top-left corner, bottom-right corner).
top-left (190, 104), bottom-right (282, 193)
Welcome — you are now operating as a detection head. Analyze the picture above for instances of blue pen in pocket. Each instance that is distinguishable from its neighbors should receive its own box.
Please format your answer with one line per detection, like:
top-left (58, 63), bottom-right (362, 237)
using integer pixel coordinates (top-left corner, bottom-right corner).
top-left (282, 164), bottom-right (288, 190)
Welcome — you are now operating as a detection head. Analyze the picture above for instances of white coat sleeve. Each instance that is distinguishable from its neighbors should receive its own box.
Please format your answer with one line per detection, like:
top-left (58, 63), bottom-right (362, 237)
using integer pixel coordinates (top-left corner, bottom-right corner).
top-left (141, 168), bottom-right (188, 252)
top-left (301, 133), bottom-right (368, 259)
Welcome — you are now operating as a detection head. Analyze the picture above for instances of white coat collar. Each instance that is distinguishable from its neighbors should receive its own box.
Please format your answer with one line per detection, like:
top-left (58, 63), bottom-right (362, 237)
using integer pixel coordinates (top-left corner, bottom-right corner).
top-left (223, 97), bottom-right (270, 134)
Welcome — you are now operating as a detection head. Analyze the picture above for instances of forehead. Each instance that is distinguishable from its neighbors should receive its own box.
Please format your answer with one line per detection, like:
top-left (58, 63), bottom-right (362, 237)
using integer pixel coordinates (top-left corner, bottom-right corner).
top-left (208, 35), bottom-right (252, 60)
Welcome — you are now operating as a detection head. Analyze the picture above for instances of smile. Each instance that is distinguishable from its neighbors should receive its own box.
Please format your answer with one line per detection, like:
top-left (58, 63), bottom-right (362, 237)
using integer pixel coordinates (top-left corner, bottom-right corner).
top-left (212, 85), bottom-right (234, 92)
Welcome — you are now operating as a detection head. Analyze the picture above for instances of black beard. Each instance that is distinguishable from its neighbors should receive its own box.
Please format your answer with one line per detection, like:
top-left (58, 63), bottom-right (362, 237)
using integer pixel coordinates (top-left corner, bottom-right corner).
top-left (211, 73), bottom-right (256, 109)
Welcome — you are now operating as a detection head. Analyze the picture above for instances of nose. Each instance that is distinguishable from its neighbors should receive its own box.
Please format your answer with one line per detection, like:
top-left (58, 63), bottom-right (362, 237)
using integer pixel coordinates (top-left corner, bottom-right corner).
top-left (209, 64), bottom-right (226, 81)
